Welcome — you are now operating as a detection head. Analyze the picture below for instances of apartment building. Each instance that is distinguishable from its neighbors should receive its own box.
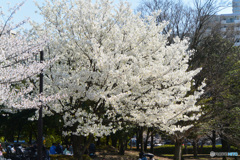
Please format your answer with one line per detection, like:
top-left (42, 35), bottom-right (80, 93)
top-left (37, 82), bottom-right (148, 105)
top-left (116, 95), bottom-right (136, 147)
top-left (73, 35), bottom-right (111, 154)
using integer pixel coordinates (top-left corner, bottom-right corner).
top-left (206, 0), bottom-right (240, 45)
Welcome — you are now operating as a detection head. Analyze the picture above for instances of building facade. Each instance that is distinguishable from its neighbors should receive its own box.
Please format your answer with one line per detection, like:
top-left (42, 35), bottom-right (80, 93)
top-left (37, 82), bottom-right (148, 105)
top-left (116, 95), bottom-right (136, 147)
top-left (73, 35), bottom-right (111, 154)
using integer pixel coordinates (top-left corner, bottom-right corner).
top-left (206, 0), bottom-right (240, 45)
top-left (233, 0), bottom-right (240, 14)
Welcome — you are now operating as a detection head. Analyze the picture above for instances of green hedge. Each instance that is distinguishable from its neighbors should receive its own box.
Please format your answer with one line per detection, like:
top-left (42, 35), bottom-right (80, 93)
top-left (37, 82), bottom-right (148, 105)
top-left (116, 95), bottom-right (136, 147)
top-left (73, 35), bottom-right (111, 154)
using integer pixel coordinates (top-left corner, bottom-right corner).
top-left (153, 145), bottom-right (239, 155)
top-left (153, 145), bottom-right (175, 154)
top-left (187, 145), bottom-right (238, 154)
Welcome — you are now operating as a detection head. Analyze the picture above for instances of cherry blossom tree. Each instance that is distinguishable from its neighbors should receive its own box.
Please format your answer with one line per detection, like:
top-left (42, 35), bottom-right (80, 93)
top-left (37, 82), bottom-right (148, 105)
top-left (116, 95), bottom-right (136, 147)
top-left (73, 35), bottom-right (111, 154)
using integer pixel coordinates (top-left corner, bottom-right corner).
top-left (0, 1), bottom-right (53, 111)
top-left (33, 0), bottom-right (205, 158)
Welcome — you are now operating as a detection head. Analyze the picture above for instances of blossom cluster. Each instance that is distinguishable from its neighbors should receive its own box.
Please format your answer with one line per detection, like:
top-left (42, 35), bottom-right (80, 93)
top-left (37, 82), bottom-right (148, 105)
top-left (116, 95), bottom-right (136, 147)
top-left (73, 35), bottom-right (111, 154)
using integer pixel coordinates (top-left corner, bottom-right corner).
top-left (0, 1), bottom-right (56, 110)
top-left (32, 0), bottom-right (205, 137)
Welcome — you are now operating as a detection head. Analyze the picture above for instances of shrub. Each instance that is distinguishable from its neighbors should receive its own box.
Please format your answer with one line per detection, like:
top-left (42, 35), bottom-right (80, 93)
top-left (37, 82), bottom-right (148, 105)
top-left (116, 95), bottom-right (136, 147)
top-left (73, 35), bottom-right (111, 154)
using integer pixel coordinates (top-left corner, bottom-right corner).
top-left (154, 145), bottom-right (176, 154)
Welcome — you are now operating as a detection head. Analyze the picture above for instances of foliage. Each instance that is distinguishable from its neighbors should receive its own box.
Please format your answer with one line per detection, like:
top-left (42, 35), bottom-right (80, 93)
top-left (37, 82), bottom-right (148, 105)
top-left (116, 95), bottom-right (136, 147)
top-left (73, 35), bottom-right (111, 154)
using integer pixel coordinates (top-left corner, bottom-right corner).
top-left (0, 137), bottom-right (4, 143)
top-left (43, 114), bottom-right (64, 148)
top-left (189, 32), bottom-right (240, 147)
top-left (215, 48), bottom-right (240, 148)
top-left (0, 109), bottom-right (38, 143)
top-left (44, 135), bottom-right (61, 148)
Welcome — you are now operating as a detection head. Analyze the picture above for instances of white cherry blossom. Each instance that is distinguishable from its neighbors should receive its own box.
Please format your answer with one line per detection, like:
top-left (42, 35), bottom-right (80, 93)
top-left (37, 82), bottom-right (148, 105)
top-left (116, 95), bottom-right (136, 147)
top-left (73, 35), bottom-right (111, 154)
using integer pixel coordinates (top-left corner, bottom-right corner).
top-left (0, 1), bottom-right (55, 111)
top-left (33, 0), bottom-right (205, 138)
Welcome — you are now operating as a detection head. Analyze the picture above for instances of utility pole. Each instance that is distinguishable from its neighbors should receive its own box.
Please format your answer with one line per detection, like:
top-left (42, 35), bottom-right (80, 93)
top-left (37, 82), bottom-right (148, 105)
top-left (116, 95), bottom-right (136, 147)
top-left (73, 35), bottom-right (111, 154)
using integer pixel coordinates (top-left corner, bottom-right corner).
top-left (37, 51), bottom-right (44, 160)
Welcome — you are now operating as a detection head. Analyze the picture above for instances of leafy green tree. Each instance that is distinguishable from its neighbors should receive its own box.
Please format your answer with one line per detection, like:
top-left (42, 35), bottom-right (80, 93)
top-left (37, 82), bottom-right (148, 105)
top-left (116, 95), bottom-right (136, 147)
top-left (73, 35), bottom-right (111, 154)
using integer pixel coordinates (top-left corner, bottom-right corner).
top-left (0, 109), bottom-right (37, 143)
top-left (214, 51), bottom-right (240, 148)
top-left (190, 31), bottom-right (240, 152)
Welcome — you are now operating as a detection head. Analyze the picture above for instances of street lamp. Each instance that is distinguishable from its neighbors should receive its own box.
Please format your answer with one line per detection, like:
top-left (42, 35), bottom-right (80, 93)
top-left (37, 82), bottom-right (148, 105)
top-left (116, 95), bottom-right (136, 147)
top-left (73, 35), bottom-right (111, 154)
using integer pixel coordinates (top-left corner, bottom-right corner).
top-left (37, 50), bottom-right (44, 160)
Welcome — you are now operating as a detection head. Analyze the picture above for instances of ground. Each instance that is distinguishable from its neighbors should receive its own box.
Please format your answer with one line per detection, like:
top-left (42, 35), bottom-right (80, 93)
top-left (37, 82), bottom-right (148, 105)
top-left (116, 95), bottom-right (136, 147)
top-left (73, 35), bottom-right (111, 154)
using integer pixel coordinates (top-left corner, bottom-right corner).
top-left (94, 149), bottom-right (170, 160)
top-left (93, 148), bottom-right (239, 160)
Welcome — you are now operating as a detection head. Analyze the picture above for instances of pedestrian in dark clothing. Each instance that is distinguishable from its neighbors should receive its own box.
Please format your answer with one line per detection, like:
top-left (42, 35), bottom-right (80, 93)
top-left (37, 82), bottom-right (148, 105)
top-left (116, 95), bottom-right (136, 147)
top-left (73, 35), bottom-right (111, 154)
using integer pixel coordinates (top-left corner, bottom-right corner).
top-left (56, 143), bottom-right (63, 154)
top-left (43, 145), bottom-right (50, 160)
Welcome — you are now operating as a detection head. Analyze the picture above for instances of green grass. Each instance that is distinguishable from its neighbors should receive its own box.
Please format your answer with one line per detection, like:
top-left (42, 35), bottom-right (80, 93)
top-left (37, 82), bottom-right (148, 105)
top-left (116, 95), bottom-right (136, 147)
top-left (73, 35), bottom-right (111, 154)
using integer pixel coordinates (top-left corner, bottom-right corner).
top-left (161, 154), bottom-right (174, 157)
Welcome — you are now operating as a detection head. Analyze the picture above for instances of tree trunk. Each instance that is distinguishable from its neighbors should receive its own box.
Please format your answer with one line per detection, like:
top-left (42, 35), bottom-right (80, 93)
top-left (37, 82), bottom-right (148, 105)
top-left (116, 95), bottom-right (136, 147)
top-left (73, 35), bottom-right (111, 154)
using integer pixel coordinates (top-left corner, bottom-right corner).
top-left (83, 135), bottom-right (94, 155)
top-left (111, 134), bottom-right (117, 147)
top-left (221, 135), bottom-right (230, 160)
top-left (119, 136), bottom-right (125, 155)
top-left (96, 137), bottom-right (101, 146)
top-left (212, 130), bottom-right (216, 151)
top-left (72, 135), bottom-right (84, 160)
top-left (174, 138), bottom-right (183, 160)
top-left (193, 139), bottom-right (198, 158)
top-left (125, 137), bottom-right (128, 149)
top-left (136, 130), bottom-right (140, 150)
top-left (106, 136), bottom-right (110, 146)
top-left (200, 140), bottom-right (204, 154)
top-left (150, 129), bottom-right (154, 153)
top-left (140, 127), bottom-right (144, 152)
top-left (184, 141), bottom-right (188, 155)
top-left (71, 134), bottom-right (93, 160)
top-left (28, 129), bottom-right (32, 144)
top-left (144, 128), bottom-right (150, 151)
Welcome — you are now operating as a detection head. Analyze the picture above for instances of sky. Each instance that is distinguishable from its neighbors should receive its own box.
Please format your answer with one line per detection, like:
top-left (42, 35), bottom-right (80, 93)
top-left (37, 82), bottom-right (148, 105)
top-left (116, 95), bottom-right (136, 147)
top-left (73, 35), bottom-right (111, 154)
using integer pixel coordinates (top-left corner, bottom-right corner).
top-left (0, 0), bottom-right (233, 29)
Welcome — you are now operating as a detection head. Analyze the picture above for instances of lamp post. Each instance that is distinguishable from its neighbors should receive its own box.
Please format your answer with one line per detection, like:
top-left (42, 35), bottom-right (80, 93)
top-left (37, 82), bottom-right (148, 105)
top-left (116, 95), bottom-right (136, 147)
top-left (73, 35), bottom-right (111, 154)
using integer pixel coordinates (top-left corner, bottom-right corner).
top-left (37, 50), bottom-right (44, 160)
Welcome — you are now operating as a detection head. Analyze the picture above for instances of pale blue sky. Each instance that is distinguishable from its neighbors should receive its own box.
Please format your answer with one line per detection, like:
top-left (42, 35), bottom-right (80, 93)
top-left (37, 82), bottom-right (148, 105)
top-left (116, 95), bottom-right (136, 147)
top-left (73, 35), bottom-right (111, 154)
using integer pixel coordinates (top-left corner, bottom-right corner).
top-left (0, 0), bottom-right (233, 29)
